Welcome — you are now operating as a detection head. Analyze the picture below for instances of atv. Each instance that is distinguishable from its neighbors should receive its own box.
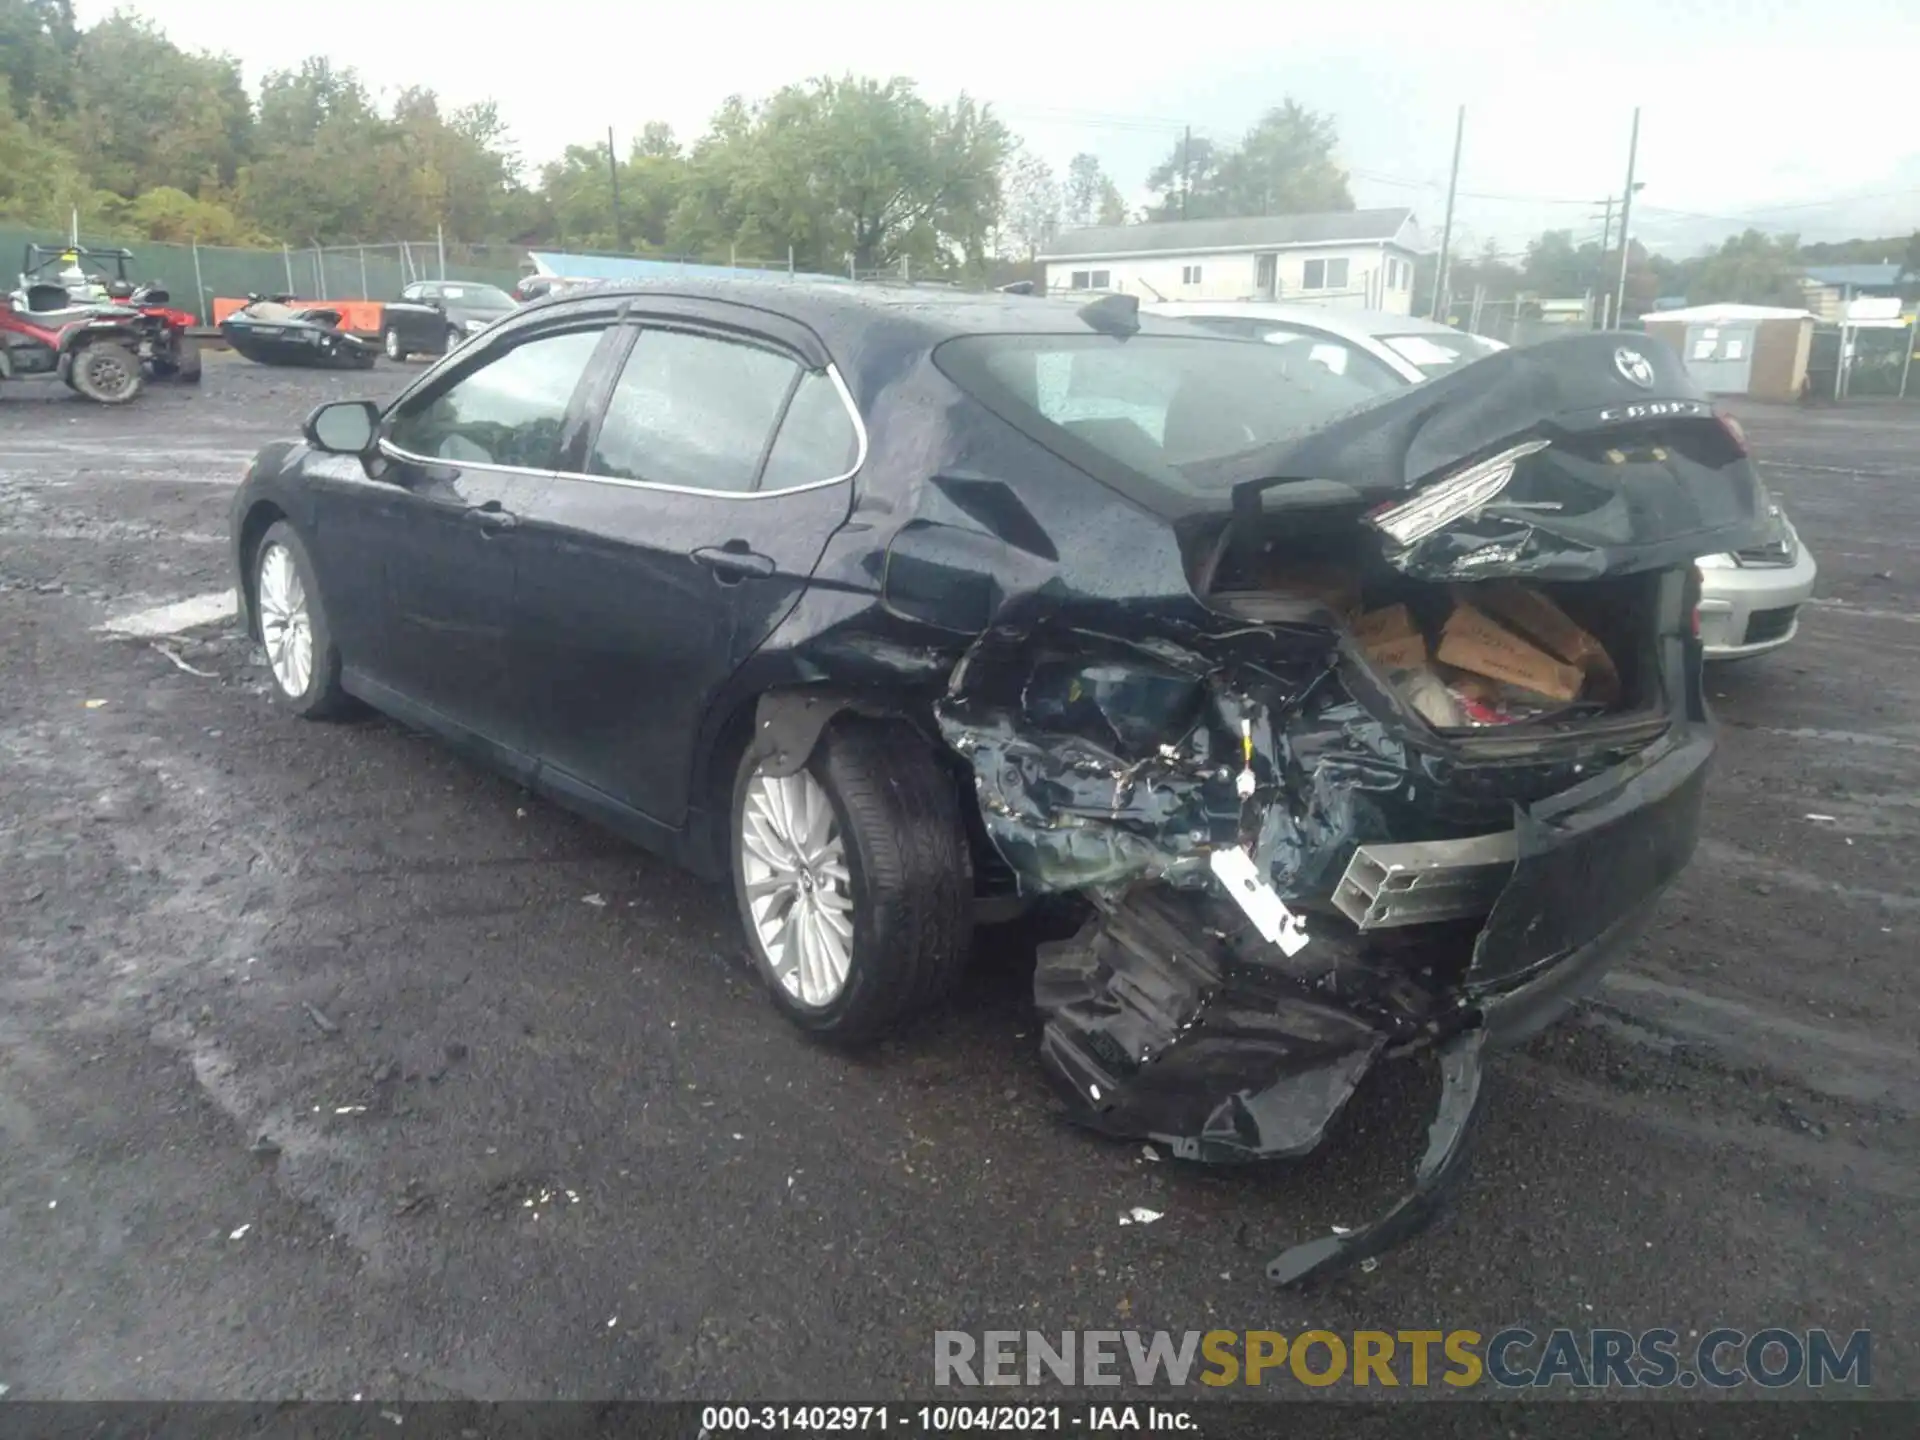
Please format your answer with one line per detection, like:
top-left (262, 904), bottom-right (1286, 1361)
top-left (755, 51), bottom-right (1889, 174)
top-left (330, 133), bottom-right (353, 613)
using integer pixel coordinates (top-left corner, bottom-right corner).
top-left (14, 244), bottom-right (201, 383)
top-left (1, 283), bottom-right (148, 404)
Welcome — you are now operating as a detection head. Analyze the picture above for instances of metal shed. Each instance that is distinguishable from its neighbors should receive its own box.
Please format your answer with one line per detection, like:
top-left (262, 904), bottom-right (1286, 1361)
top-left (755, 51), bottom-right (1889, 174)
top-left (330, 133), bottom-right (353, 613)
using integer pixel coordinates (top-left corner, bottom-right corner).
top-left (1640, 303), bottom-right (1816, 400)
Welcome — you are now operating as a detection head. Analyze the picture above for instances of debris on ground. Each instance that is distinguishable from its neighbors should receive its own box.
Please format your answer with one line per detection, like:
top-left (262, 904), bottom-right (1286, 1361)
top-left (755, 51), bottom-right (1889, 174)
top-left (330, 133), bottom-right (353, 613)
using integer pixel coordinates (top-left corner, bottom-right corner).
top-left (249, 1134), bottom-right (281, 1158)
top-left (303, 1002), bottom-right (341, 1036)
top-left (581, 893), bottom-right (607, 908)
top-left (150, 642), bottom-right (218, 678)
top-left (1119, 1207), bottom-right (1164, 1226)
top-left (228, 1224), bottom-right (250, 1241)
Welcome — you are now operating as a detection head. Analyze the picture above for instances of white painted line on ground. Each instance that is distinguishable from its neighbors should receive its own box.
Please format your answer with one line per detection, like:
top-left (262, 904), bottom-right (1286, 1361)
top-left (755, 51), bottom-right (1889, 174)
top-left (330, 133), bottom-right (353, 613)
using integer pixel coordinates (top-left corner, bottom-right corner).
top-left (96, 590), bottom-right (238, 638)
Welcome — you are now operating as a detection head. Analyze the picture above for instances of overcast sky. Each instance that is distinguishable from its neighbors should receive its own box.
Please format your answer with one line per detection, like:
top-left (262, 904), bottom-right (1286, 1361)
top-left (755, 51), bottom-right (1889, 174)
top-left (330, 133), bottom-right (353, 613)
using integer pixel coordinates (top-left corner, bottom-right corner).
top-left (77, 0), bottom-right (1920, 255)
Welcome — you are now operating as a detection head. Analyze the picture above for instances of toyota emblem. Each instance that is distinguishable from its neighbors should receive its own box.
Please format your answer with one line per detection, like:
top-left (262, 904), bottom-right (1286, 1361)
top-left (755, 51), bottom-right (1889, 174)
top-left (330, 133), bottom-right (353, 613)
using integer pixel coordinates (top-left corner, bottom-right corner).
top-left (1614, 347), bottom-right (1656, 389)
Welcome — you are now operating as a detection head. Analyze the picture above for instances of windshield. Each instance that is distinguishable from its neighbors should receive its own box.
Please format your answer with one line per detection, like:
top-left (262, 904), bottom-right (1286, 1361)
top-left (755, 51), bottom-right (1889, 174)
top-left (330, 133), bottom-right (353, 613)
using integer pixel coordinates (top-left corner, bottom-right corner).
top-left (442, 283), bottom-right (515, 309)
top-left (1377, 330), bottom-right (1506, 378)
top-left (935, 331), bottom-right (1397, 498)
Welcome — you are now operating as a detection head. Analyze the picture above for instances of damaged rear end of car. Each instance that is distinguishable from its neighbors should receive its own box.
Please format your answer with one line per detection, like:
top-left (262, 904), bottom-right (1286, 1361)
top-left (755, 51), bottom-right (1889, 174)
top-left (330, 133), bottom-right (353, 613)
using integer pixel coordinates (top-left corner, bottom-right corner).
top-left (753, 309), bottom-right (1767, 1286)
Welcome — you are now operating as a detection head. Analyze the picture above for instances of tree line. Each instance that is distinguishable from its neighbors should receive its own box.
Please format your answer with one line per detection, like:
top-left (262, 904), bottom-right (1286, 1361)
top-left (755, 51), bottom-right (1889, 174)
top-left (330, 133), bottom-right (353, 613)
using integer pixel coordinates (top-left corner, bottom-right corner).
top-left (0, 0), bottom-right (1360, 274)
top-left (1435, 226), bottom-right (1920, 318)
top-left (3, 0), bottom-right (1912, 303)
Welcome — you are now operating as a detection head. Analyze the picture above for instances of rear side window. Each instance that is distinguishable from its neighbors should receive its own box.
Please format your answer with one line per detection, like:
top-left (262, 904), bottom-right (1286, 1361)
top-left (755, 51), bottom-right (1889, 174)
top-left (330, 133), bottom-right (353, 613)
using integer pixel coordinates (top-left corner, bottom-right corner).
top-left (760, 371), bottom-right (860, 490)
top-left (386, 326), bottom-right (604, 469)
top-left (589, 329), bottom-right (800, 493)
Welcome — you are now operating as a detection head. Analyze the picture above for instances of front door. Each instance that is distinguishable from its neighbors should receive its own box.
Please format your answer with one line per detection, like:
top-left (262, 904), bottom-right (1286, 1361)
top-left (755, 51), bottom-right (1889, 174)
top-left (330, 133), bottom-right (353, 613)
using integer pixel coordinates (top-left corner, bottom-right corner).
top-left (512, 315), bottom-right (861, 824)
top-left (352, 322), bottom-right (611, 749)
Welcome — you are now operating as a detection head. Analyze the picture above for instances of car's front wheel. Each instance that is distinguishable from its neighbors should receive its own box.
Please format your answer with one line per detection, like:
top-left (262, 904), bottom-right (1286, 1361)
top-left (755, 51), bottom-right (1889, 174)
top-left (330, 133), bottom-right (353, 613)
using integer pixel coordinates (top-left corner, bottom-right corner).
top-left (730, 717), bottom-right (973, 1043)
top-left (253, 521), bottom-right (352, 719)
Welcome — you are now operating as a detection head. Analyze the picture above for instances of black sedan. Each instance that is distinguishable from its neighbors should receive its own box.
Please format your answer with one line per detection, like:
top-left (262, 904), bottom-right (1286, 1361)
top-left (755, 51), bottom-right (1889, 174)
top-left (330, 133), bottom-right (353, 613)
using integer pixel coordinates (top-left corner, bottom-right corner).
top-left (230, 281), bottom-right (1767, 1284)
top-left (380, 279), bottom-right (518, 362)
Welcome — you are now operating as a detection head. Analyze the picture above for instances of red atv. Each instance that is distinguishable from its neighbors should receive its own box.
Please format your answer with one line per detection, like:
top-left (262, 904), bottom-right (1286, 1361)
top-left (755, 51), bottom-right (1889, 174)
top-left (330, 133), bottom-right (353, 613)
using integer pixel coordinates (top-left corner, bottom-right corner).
top-left (1, 283), bottom-right (148, 404)
top-left (15, 244), bottom-right (201, 383)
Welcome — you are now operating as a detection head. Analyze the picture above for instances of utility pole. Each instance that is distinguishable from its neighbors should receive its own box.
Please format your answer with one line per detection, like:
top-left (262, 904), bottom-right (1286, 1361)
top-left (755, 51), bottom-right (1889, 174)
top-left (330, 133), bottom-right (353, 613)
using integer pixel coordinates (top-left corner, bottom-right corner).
top-left (1593, 195), bottom-right (1615, 328)
top-left (1180, 124), bottom-right (1192, 221)
top-left (1613, 108), bottom-right (1640, 330)
top-left (1431, 106), bottom-right (1464, 321)
top-left (607, 126), bottom-right (624, 252)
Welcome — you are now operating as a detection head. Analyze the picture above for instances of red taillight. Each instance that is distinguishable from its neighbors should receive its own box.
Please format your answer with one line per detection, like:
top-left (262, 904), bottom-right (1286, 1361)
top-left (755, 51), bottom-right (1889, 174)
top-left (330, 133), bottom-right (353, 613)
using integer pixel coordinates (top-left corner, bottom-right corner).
top-left (1715, 408), bottom-right (1748, 456)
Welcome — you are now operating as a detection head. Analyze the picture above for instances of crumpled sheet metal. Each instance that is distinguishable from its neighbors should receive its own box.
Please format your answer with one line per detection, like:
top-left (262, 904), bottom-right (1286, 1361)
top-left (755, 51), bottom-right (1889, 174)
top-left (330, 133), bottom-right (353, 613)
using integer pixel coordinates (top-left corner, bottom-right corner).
top-left (936, 609), bottom-right (1705, 1288)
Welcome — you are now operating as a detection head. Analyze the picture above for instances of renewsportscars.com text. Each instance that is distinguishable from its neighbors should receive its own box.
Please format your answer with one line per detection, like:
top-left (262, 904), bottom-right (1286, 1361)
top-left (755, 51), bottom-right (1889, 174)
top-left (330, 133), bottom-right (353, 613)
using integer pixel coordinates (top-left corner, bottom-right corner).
top-left (934, 1328), bottom-right (1871, 1390)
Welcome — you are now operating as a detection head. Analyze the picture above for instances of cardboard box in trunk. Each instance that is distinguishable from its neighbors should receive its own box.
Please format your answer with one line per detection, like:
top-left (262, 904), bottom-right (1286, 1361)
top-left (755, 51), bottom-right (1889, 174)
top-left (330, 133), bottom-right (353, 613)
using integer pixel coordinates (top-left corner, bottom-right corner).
top-left (1469, 582), bottom-right (1621, 703)
top-left (1437, 603), bottom-right (1585, 703)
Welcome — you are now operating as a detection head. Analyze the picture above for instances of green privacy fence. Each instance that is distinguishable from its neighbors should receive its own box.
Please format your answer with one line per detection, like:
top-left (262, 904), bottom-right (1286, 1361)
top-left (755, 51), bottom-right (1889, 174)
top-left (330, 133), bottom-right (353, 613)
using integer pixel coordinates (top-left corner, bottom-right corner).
top-left (2, 224), bottom-right (527, 324)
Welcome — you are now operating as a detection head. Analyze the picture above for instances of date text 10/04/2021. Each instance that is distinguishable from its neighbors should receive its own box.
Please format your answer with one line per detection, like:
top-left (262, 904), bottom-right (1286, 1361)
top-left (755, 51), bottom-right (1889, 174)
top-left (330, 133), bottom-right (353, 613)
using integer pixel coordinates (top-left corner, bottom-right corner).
top-left (700, 1407), bottom-right (1194, 1433)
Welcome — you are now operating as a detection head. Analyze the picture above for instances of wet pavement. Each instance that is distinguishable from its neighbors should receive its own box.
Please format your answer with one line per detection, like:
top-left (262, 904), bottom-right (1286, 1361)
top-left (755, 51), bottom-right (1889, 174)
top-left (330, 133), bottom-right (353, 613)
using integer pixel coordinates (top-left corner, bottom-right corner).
top-left (1, 357), bottom-right (1915, 1399)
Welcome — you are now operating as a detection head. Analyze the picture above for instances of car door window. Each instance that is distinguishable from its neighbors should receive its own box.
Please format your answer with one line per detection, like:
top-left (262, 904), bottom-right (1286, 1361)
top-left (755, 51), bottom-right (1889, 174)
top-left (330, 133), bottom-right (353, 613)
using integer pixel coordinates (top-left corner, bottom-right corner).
top-left (759, 370), bottom-right (860, 490)
top-left (386, 327), bottom-right (605, 470)
top-left (588, 328), bottom-right (800, 493)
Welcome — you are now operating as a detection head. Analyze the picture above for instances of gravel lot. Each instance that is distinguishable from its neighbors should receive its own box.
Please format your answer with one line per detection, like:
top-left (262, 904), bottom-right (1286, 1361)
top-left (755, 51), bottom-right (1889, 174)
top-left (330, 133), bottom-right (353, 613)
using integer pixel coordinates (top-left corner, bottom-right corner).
top-left (1, 355), bottom-right (1915, 1400)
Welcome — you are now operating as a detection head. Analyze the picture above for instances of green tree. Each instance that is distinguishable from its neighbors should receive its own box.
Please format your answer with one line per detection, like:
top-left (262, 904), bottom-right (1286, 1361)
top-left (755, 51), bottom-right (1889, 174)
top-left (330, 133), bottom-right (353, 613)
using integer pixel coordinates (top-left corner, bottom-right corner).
top-left (65, 14), bottom-right (251, 197)
top-left (1144, 133), bottom-right (1221, 220)
top-left (0, 73), bottom-right (99, 226)
top-left (0, 0), bottom-right (78, 115)
top-left (1000, 147), bottom-right (1060, 259)
top-left (1144, 102), bottom-right (1351, 221)
top-left (122, 184), bottom-right (264, 244)
top-left (1687, 229), bottom-right (1804, 307)
top-left (1215, 102), bottom-right (1353, 215)
top-left (1064, 152), bottom-right (1126, 229)
top-left (669, 76), bottom-right (1009, 275)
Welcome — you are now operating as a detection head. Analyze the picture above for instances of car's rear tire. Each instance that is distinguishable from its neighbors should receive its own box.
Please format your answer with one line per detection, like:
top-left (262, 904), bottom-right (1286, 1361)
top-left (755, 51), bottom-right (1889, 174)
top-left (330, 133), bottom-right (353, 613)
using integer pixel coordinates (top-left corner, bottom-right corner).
top-left (252, 521), bottom-right (352, 720)
top-left (384, 328), bottom-right (407, 362)
top-left (730, 716), bottom-right (973, 1043)
top-left (68, 341), bottom-right (144, 404)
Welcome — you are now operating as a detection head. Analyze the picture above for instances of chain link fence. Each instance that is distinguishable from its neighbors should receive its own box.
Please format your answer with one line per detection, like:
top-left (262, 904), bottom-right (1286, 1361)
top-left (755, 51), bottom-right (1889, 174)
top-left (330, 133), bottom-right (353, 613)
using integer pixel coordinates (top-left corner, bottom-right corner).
top-left (0, 224), bottom-right (529, 323)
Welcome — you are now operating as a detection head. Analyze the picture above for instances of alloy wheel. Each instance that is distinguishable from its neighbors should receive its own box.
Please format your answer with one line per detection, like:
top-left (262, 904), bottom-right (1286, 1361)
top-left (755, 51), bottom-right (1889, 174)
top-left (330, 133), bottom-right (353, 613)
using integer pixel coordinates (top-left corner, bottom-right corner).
top-left (256, 542), bottom-right (314, 699)
top-left (384, 329), bottom-right (401, 359)
top-left (739, 766), bottom-right (855, 1007)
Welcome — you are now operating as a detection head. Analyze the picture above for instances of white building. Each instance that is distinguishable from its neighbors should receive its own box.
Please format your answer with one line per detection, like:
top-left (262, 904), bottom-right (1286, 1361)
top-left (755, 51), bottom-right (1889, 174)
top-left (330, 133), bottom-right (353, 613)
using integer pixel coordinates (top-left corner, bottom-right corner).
top-left (1038, 209), bottom-right (1426, 315)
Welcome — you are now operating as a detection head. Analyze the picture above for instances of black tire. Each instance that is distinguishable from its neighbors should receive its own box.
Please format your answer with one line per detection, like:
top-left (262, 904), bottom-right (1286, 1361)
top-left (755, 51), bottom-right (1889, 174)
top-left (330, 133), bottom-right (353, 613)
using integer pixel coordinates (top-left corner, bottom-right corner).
top-left (446, 326), bottom-right (463, 353)
top-left (251, 520), bottom-right (352, 720)
top-left (171, 335), bottom-right (202, 383)
top-left (352, 347), bottom-right (377, 370)
top-left (730, 716), bottom-right (973, 1043)
top-left (383, 327), bottom-right (407, 362)
top-left (150, 336), bottom-right (202, 384)
top-left (68, 341), bottom-right (145, 404)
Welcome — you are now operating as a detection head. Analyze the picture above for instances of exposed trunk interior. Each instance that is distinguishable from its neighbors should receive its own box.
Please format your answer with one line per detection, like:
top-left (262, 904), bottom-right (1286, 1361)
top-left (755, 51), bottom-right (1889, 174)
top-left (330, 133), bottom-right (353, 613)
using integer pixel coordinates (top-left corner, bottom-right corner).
top-left (1197, 509), bottom-right (1671, 741)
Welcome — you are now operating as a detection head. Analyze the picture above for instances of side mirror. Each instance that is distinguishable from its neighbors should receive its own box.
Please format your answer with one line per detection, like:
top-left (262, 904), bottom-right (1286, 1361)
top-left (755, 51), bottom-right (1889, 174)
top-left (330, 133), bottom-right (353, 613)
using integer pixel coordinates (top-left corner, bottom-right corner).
top-left (304, 399), bottom-right (381, 455)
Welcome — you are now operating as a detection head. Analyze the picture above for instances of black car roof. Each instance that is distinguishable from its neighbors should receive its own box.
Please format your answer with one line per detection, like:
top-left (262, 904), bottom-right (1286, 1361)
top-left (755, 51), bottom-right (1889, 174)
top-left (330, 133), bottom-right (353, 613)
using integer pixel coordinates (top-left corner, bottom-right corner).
top-left (526, 276), bottom-right (1202, 343)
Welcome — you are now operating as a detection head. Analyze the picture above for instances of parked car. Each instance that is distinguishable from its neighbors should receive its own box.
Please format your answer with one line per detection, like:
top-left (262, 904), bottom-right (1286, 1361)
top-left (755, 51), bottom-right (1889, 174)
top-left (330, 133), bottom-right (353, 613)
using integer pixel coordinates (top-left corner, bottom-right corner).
top-left (1147, 300), bottom-right (1817, 658)
top-left (380, 280), bottom-right (518, 362)
top-left (231, 282), bottom-right (1771, 1286)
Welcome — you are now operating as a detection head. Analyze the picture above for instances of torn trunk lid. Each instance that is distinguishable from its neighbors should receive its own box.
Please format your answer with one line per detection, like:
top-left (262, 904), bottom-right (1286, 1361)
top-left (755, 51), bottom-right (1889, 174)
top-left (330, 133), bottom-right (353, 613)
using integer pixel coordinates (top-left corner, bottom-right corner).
top-left (1189, 330), bottom-right (1771, 585)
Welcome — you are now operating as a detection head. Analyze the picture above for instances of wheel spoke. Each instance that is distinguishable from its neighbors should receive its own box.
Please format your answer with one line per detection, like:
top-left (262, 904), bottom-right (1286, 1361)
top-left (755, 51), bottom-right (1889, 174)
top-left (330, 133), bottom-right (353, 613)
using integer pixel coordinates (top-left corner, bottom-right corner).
top-left (740, 765), bottom-right (857, 1008)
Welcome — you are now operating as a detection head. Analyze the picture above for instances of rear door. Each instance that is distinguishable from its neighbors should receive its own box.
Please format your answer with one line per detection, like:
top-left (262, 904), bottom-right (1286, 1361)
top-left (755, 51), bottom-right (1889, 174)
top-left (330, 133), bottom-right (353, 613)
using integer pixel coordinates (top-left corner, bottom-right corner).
top-left (511, 304), bottom-right (861, 824)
